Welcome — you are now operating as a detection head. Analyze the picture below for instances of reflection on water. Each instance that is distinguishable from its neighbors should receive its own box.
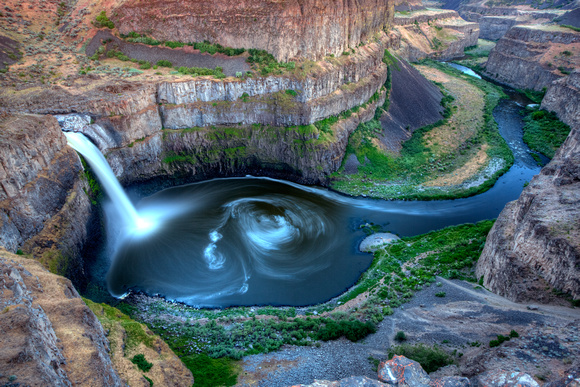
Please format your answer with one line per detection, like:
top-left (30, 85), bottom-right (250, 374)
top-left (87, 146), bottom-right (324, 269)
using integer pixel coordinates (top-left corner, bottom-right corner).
top-left (102, 97), bottom-right (541, 308)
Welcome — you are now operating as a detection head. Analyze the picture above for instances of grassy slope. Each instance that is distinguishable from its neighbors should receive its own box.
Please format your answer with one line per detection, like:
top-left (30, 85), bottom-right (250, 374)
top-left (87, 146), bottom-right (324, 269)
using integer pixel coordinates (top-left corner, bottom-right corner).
top-left (330, 60), bottom-right (512, 200)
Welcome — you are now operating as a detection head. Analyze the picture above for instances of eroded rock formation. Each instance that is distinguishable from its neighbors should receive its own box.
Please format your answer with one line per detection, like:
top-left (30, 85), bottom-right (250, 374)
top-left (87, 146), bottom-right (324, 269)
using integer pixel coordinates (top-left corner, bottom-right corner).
top-left (0, 249), bottom-right (122, 386)
top-left (392, 10), bottom-right (479, 62)
top-left (112, 0), bottom-right (394, 62)
top-left (476, 124), bottom-right (580, 302)
top-left (484, 25), bottom-right (580, 91)
top-left (0, 114), bottom-right (91, 281)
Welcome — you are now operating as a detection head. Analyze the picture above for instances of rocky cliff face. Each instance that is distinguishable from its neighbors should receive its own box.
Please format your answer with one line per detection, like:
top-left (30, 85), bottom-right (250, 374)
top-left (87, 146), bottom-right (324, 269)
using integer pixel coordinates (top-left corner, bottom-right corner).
top-left (0, 113), bottom-right (91, 282)
top-left (542, 70), bottom-right (580, 131)
top-left (112, 0), bottom-right (394, 62)
top-left (392, 10), bottom-right (479, 62)
top-left (484, 25), bottom-right (580, 91)
top-left (476, 124), bottom-right (580, 302)
top-left (0, 249), bottom-right (194, 386)
top-left (2, 35), bottom-right (390, 188)
top-left (0, 249), bottom-right (122, 386)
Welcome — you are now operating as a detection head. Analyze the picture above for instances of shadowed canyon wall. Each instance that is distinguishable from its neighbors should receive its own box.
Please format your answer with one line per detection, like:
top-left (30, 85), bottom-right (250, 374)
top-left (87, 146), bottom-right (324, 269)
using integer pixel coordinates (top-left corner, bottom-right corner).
top-left (112, 0), bottom-right (394, 62)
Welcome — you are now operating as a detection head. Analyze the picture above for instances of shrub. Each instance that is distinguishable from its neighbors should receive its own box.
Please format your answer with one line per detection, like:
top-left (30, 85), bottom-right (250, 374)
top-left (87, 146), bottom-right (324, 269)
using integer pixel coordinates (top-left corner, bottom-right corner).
top-left (131, 354), bottom-right (153, 372)
top-left (435, 291), bottom-right (446, 297)
top-left (139, 61), bottom-right (151, 70)
top-left (181, 354), bottom-right (237, 387)
top-left (388, 343), bottom-right (454, 373)
top-left (394, 331), bottom-right (407, 342)
top-left (285, 89), bottom-right (298, 97)
top-left (94, 11), bottom-right (114, 29)
top-left (489, 334), bottom-right (510, 347)
top-left (156, 60), bottom-right (173, 68)
top-left (509, 330), bottom-right (519, 338)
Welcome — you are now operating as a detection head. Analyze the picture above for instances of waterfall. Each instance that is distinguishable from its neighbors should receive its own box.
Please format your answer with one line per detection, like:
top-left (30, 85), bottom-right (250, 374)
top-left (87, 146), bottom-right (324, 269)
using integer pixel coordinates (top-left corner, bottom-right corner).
top-left (64, 132), bottom-right (152, 232)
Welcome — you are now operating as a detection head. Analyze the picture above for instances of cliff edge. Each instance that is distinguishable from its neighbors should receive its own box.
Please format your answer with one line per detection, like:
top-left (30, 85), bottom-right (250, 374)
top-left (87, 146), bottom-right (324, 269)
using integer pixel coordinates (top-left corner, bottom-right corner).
top-left (476, 115), bottom-right (580, 303)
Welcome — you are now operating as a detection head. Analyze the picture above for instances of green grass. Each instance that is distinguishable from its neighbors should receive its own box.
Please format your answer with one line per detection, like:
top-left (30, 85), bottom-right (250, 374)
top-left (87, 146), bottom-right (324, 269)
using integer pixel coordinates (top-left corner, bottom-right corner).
top-left (522, 109), bottom-right (571, 159)
top-left (561, 24), bottom-right (580, 32)
top-left (331, 59), bottom-right (513, 200)
top-left (388, 343), bottom-right (454, 373)
top-left (131, 354), bottom-right (153, 372)
top-left (181, 354), bottom-right (238, 387)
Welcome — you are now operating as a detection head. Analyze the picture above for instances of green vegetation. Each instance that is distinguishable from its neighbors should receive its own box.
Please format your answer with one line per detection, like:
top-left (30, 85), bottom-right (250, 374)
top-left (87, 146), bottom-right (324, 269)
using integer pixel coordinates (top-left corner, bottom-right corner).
top-left (368, 356), bottom-right (381, 372)
top-left (84, 298), bottom-right (155, 351)
top-left (395, 331), bottom-right (407, 342)
top-left (93, 11), bottom-right (115, 29)
top-left (561, 24), bottom-right (580, 32)
top-left (489, 330), bottom-right (519, 347)
top-left (181, 354), bottom-right (238, 387)
top-left (176, 65), bottom-right (225, 79)
top-left (332, 59), bottom-right (513, 200)
top-left (522, 109), bottom-right (571, 159)
top-left (156, 60), bottom-right (173, 68)
top-left (435, 291), bottom-right (446, 297)
top-left (518, 88), bottom-right (546, 104)
top-left (100, 220), bottom-right (492, 386)
top-left (131, 354), bottom-right (153, 372)
top-left (79, 156), bottom-right (102, 205)
top-left (388, 343), bottom-right (454, 373)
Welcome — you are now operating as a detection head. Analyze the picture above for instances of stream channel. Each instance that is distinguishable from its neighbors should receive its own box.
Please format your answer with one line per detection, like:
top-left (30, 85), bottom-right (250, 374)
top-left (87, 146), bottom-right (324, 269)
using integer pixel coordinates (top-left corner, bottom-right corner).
top-left (90, 64), bottom-right (542, 308)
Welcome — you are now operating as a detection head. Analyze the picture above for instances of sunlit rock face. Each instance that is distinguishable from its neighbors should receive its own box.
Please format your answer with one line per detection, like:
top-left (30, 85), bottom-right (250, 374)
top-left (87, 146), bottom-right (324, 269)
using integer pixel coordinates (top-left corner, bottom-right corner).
top-left (112, 0), bottom-right (394, 62)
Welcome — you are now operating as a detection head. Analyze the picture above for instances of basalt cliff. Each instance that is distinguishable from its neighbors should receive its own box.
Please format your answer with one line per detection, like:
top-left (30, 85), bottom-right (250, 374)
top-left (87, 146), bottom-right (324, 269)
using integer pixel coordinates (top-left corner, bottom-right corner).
top-left (476, 71), bottom-right (580, 303)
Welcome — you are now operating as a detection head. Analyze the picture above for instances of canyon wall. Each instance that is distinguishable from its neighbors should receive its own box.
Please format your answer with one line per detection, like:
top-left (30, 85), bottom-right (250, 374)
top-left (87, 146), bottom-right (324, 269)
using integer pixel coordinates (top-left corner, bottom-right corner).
top-left (0, 249), bottom-right (122, 386)
top-left (484, 25), bottom-right (580, 91)
top-left (476, 91), bottom-right (580, 301)
top-left (112, 0), bottom-right (394, 62)
top-left (0, 249), bottom-right (194, 386)
top-left (0, 34), bottom-right (390, 258)
top-left (392, 10), bottom-right (479, 62)
top-left (0, 113), bottom-right (91, 281)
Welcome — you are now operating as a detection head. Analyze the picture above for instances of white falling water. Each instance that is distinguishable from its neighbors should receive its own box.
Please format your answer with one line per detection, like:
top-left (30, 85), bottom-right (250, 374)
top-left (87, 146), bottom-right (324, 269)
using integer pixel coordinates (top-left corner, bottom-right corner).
top-left (64, 132), bottom-right (152, 232)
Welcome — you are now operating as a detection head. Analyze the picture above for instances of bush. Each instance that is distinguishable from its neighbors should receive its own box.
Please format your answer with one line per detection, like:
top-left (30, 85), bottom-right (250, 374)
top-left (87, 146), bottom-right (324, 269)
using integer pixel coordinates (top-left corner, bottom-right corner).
top-left (509, 330), bottom-right (519, 338)
top-left (388, 344), bottom-right (454, 373)
top-left (394, 331), bottom-right (407, 342)
top-left (156, 60), bottom-right (173, 68)
top-left (94, 11), bottom-right (114, 29)
top-left (317, 319), bottom-right (376, 342)
top-left (131, 354), bottom-right (153, 372)
top-left (435, 292), bottom-right (446, 297)
top-left (181, 354), bottom-right (237, 387)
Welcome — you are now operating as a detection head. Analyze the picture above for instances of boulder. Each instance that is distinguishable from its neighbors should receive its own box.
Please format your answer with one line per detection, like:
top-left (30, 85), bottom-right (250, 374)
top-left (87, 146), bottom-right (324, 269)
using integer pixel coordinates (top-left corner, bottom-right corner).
top-left (378, 355), bottom-right (431, 387)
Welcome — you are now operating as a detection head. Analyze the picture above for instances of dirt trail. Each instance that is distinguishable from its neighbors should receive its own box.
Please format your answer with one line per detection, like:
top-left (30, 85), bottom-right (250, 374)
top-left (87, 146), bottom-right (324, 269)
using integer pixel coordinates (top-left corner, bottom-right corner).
top-left (237, 278), bottom-right (580, 386)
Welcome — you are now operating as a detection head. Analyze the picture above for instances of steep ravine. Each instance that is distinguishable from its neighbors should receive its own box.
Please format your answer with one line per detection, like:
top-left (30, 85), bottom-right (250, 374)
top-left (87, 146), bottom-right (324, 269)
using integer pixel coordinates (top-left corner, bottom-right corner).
top-left (476, 76), bottom-right (580, 302)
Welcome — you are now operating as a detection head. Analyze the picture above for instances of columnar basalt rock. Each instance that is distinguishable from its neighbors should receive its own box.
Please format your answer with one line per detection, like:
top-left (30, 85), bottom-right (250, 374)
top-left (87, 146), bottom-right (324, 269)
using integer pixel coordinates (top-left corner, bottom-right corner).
top-left (0, 250), bottom-right (123, 386)
top-left (0, 114), bottom-right (91, 280)
top-left (476, 125), bottom-right (580, 302)
top-left (542, 70), bottom-right (580, 131)
top-left (484, 25), bottom-right (580, 91)
top-left (112, 0), bottom-right (394, 62)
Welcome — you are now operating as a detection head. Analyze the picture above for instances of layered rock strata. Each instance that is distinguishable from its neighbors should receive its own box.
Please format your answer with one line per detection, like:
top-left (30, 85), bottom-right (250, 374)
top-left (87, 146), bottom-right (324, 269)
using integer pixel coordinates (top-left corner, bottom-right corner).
top-left (476, 125), bottom-right (580, 302)
top-left (112, 0), bottom-right (394, 62)
top-left (392, 10), bottom-right (479, 61)
top-left (484, 25), bottom-right (580, 91)
top-left (541, 69), bottom-right (580, 131)
top-left (0, 114), bottom-right (91, 280)
top-left (0, 250), bottom-right (122, 386)
top-left (0, 36), bottom-right (390, 258)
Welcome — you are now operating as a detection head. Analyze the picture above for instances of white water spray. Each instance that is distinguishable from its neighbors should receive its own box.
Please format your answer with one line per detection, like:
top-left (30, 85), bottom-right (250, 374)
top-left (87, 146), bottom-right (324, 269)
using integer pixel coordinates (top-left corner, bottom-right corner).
top-left (64, 132), bottom-right (154, 233)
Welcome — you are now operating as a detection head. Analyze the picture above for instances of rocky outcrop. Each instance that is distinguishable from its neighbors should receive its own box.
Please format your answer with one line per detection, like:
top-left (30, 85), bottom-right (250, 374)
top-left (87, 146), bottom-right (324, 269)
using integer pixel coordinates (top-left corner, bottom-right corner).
top-left (541, 70), bottom-right (580, 131)
top-left (112, 0), bottom-right (394, 62)
top-left (379, 58), bottom-right (443, 153)
top-left (0, 114), bottom-right (91, 282)
top-left (0, 250), bottom-right (122, 386)
top-left (1, 34), bottom-right (391, 188)
top-left (478, 16), bottom-right (519, 40)
top-left (484, 25), bottom-right (580, 91)
top-left (393, 11), bottom-right (479, 62)
top-left (476, 124), bottom-right (580, 302)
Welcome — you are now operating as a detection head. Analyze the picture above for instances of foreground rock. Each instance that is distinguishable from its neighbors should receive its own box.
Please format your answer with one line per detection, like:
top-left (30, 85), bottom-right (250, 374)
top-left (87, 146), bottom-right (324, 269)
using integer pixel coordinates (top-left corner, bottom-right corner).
top-left (0, 249), bottom-right (194, 386)
top-left (476, 120), bottom-right (580, 301)
top-left (0, 249), bottom-right (122, 386)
